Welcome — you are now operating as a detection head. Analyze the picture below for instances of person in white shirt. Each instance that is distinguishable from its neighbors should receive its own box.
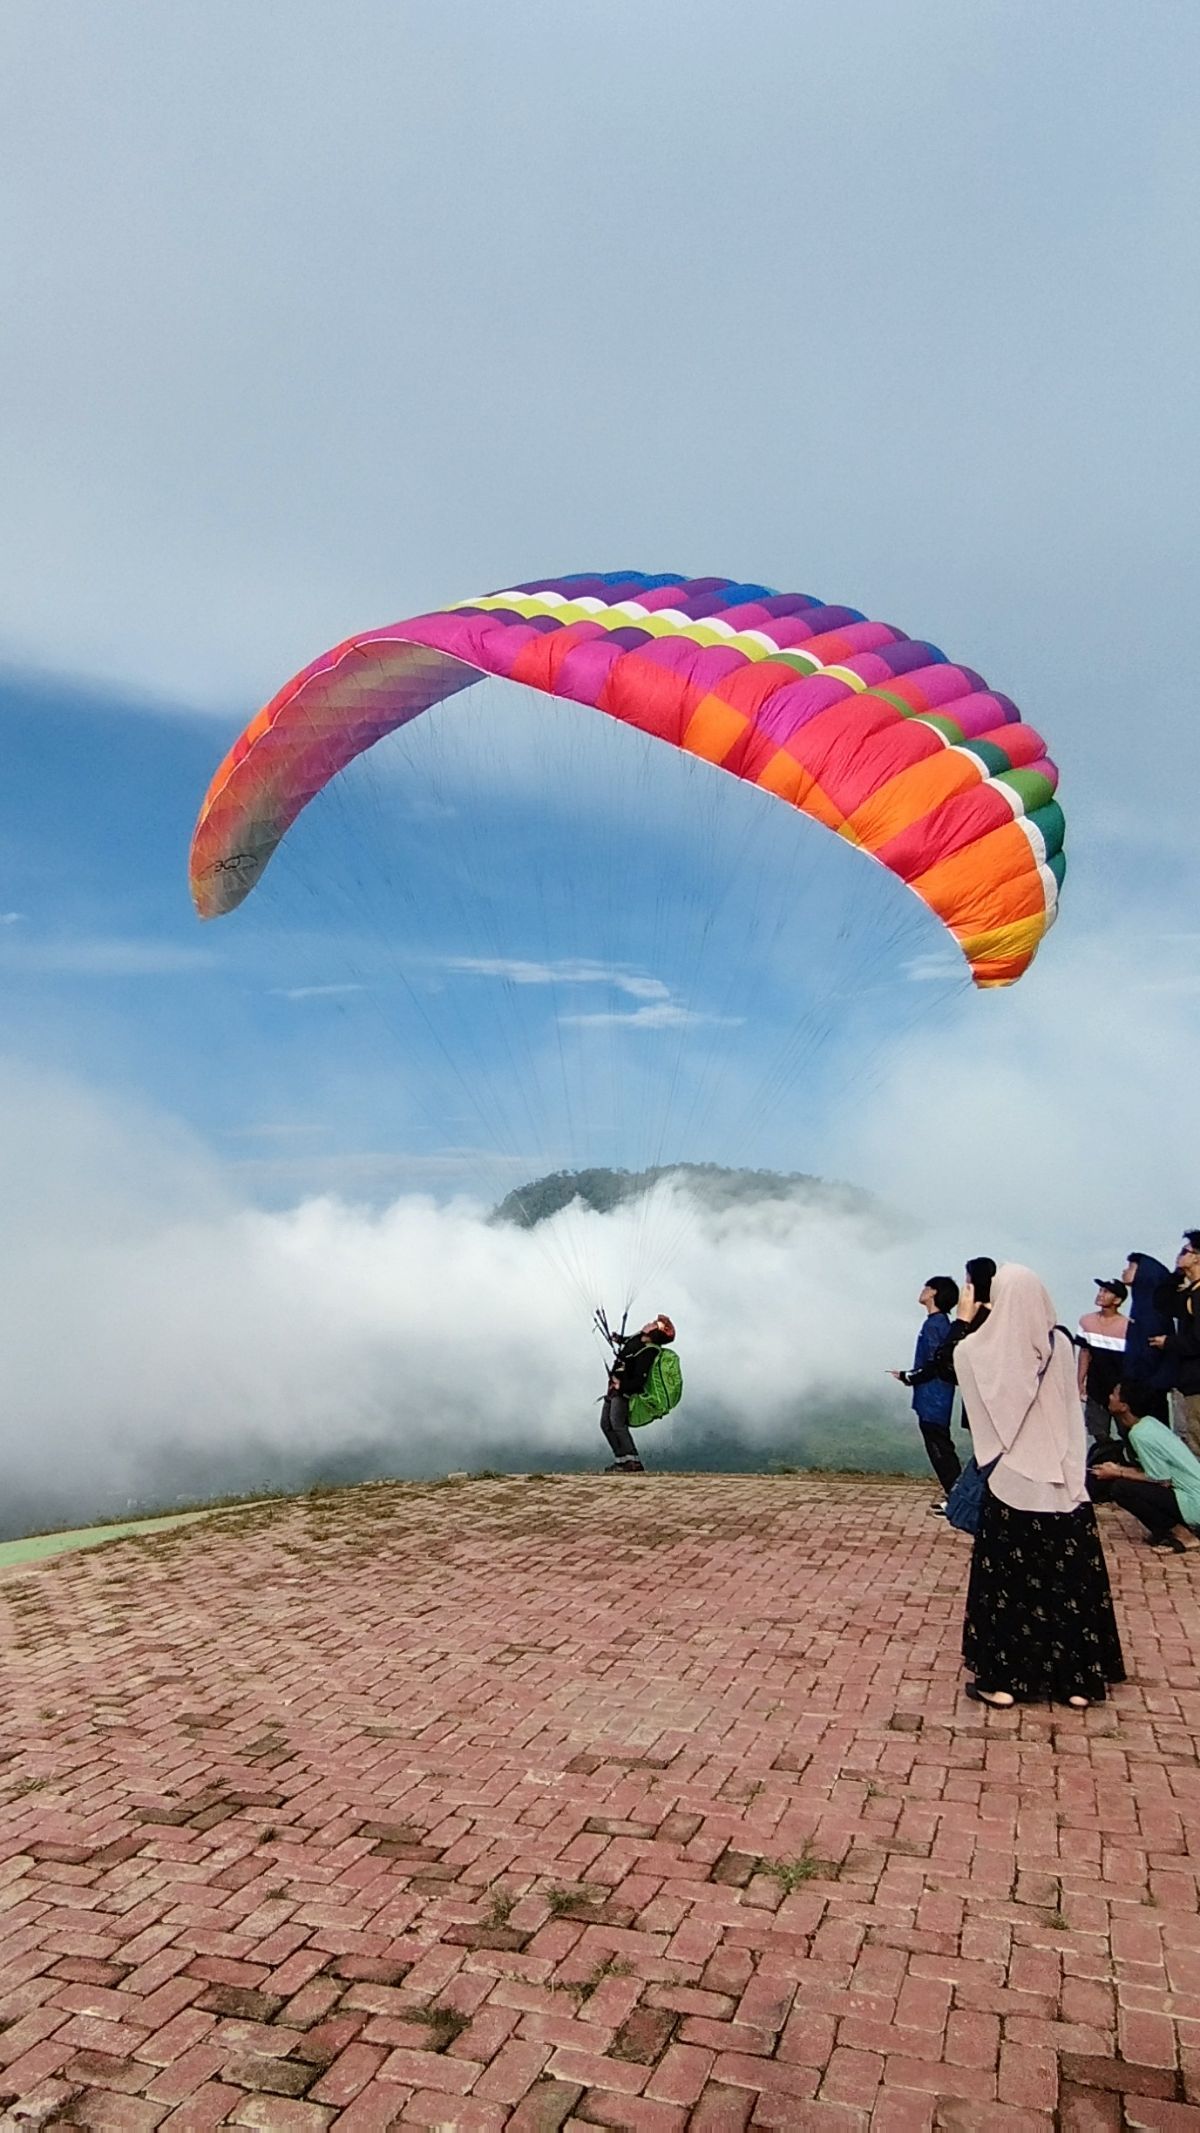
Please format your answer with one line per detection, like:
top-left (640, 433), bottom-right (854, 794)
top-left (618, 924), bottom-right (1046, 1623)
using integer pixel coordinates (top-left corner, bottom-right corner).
top-left (1076, 1278), bottom-right (1129, 1444)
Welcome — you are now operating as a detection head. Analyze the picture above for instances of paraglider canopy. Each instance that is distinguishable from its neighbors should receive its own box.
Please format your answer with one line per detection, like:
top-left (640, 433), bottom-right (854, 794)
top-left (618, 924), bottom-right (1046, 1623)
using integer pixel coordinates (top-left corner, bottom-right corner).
top-left (190, 570), bottom-right (1064, 988)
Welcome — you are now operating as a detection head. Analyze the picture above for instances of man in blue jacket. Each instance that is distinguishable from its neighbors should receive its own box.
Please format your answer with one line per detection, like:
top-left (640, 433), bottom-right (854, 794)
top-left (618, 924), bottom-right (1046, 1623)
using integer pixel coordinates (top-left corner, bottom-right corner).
top-left (890, 1277), bottom-right (961, 1511)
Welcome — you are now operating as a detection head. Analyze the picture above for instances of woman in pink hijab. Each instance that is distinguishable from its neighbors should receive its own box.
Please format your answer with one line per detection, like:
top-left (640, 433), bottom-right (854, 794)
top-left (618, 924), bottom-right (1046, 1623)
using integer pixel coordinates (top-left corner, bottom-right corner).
top-left (955, 1263), bottom-right (1125, 1709)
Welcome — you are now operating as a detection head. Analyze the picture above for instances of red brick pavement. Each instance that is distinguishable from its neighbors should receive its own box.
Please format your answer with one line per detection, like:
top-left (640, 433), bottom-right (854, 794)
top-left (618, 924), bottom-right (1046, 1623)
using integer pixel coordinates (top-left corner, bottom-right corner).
top-left (0, 1473), bottom-right (1197, 2130)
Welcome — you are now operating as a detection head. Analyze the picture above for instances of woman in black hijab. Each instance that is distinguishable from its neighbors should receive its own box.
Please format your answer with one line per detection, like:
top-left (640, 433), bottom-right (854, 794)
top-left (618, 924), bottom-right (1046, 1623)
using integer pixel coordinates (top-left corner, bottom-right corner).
top-left (1121, 1253), bottom-right (1174, 1421)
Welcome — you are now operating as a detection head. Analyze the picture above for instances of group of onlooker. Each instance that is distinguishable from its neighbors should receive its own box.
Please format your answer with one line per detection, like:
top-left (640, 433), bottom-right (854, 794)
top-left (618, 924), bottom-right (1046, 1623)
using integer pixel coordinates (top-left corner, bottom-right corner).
top-left (1074, 1237), bottom-right (1200, 1554)
top-left (1074, 1243), bottom-right (1200, 1456)
top-left (888, 1230), bottom-right (1200, 1710)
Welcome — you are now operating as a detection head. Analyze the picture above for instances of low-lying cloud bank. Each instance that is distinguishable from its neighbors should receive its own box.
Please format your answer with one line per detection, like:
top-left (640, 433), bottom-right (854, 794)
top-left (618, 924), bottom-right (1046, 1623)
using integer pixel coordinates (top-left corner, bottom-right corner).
top-left (0, 1061), bottom-right (934, 1536)
top-left (3, 939), bottom-right (1196, 1539)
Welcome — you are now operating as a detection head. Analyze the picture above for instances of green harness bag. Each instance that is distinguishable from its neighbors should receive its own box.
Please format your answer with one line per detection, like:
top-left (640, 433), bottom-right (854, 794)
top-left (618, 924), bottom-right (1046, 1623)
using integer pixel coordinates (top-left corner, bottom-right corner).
top-left (629, 1347), bottom-right (683, 1430)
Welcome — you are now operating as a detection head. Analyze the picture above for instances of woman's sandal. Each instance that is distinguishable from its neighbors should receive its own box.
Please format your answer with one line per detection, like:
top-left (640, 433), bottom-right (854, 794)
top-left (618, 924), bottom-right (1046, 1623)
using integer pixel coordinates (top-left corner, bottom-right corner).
top-left (964, 1683), bottom-right (1015, 1708)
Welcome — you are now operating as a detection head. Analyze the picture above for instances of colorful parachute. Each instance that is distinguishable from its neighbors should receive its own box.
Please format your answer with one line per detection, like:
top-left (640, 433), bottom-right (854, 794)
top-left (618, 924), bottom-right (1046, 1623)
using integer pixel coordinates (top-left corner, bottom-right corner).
top-left (190, 571), bottom-right (1063, 985)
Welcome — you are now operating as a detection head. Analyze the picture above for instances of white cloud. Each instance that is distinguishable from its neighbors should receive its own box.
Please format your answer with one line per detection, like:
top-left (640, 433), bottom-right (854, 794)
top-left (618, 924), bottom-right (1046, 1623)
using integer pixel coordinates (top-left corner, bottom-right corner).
top-left (837, 946), bottom-right (1200, 1306)
top-left (269, 982), bottom-right (365, 1001)
top-left (561, 1002), bottom-right (742, 1030)
top-left (219, 1122), bottom-right (328, 1141)
top-left (227, 1146), bottom-right (537, 1193)
top-left (0, 1058), bottom-right (924, 1531)
top-left (2, 0), bottom-right (1194, 893)
top-left (902, 953), bottom-right (964, 984)
top-left (439, 956), bottom-right (739, 1031)
top-left (0, 933), bottom-right (216, 977)
top-left (4, 919), bottom-right (1197, 1535)
top-left (440, 955), bottom-right (670, 1002)
top-left (0, 659), bottom-right (232, 726)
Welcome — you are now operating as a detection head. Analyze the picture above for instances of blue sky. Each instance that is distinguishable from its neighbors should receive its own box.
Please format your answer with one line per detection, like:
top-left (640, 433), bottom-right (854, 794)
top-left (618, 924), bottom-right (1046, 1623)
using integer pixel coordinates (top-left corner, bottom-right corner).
top-left (0, 656), bottom-right (969, 1202)
top-left (1, 1), bottom-right (1198, 1504)
top-left (4, 0), bottom-right (1197, 1189)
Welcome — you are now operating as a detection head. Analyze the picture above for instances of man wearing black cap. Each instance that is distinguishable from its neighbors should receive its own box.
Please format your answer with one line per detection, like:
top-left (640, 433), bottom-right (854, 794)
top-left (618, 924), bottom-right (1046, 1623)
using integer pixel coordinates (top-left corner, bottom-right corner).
top-left (1076, 1279), bottom-right (1129, 1445)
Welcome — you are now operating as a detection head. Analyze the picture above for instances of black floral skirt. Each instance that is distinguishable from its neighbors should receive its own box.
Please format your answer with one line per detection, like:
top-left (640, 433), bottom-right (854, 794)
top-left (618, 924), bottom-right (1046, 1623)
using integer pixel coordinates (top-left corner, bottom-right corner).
top-left (963, 1492), bottom-right (1126, 1703)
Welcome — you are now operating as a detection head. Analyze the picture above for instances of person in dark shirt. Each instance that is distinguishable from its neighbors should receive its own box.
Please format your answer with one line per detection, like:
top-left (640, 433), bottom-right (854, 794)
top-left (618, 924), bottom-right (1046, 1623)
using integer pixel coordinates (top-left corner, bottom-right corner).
top-left (1151, 1231), bottom-right (1200, 1456)
top-left (599, 1315), bottom-right (674, 1473)
top-left (1119, 1251), bottom-right (1174, 1420)
top-left (901, 1257), bottom-right (997, 1446)
top-left (890, 1276), bottom-right (961, 1509)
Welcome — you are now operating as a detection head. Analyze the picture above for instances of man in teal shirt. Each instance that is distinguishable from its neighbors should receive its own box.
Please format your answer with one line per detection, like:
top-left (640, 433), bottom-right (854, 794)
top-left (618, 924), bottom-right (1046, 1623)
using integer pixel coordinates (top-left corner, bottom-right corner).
top-left (1091, 1382), bottom-right (1200, 1551)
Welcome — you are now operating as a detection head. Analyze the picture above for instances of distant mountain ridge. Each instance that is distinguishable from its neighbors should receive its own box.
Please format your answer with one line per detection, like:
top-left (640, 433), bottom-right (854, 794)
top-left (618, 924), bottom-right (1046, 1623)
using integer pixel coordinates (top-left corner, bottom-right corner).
top-left (491, 1162), bottom-right (876, 1228)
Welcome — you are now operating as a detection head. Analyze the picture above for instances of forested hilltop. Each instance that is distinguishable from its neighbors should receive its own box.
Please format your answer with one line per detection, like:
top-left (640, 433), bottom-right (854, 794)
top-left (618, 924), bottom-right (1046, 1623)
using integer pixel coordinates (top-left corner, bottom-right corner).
top-left (492, 1162), bottom-right (877, 1228)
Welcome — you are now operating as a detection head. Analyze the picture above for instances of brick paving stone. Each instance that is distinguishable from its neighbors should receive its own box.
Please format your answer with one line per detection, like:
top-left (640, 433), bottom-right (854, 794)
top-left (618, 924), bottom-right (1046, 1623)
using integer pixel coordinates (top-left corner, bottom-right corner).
top-left (0, 2046), bottom-right (68, 2111)
top-left (402, 2095), bottom-right (509, 2129)
top-left (1060, 2085), bottom-right (1125, 2128)
top-left (0, 2074), bottom-right (85, 2123)
top-left (305, 2041), bottom-right (387, 2105)
top-left (472, 2035), bottom-right (553, 2104)
top-left (228, 2100), bottom-right (333, 2130)
top-left (291, 2014), bottom-right (368, 2066)
top-left (569, 2097), bottom-right (687, 2130)
top-left (59, 2097), bottom-right (169, 2131)
top-left (0, 1477), bottom-right (1196, 2127)
top-left (58, 2013), bottom-right (156, 2056)
top-left (159, 2084), bottom-right (246, 2131)
top-left (0, 2005), bottom-right (68, 2067)
top-left (221, 2053), bottom-right (317, 2097)
top-left (686, 2080), bottom-right (754, 2128)
top-left (819, 2042), bottom-right (883, 2107)
top-left (1123, 2003), bottom-right (1184, 2068)
top-left (143, 2044), bottom-right (236, 2106)
top-left (644, 2041), bottom-right (712, 2106)
top-left (507, 2077), bottom-right (586, 2130)
top-left (134, 2009), bottom-right (218, 2068)
top-left (866, 2097), bottom-right (936, 2132)
top-left (713, 2049), bottom-right (821, 2101)
top-left (376, 2044), bottom-right (477, 2091)
top-left (62, 2046), bottom-right (157, 2093)
top-left (546, 2049), bottom-right (650, 2096)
